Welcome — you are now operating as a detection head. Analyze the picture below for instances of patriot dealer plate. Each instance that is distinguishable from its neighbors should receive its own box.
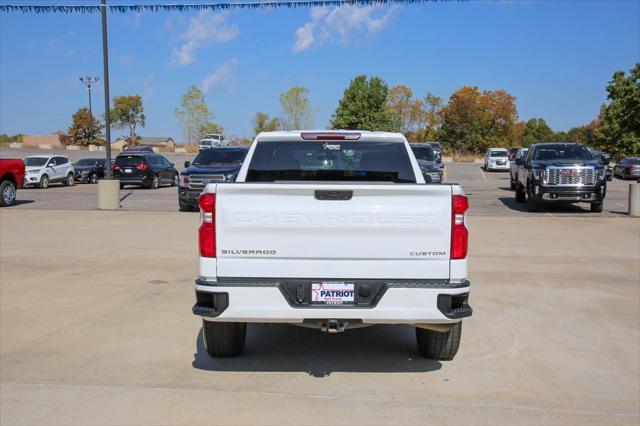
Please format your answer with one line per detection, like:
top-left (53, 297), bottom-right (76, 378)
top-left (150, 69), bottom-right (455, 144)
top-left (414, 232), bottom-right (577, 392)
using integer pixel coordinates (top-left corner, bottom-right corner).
top-left (311, 282), bottom-right (355, 305)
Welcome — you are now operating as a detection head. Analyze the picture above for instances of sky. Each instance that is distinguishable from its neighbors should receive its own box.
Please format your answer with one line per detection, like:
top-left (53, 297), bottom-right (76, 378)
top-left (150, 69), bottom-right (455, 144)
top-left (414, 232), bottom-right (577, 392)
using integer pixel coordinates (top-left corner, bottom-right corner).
top-left (0, 0), bottom-right (638, 142)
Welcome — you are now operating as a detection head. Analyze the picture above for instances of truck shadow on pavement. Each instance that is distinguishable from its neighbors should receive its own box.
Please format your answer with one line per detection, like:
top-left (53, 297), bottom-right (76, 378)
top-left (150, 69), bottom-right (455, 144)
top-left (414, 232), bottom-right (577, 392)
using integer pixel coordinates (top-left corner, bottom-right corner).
top-left (193, 324), bottom-right (442, 377)
top-left (498, 197), bottom-right (601, 214)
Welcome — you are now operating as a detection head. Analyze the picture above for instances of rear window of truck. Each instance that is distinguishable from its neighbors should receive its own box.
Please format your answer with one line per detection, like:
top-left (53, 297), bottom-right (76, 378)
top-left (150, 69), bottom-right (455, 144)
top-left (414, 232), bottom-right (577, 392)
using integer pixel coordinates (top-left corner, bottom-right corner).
top-left (246, 141), bottom-right (416, 183)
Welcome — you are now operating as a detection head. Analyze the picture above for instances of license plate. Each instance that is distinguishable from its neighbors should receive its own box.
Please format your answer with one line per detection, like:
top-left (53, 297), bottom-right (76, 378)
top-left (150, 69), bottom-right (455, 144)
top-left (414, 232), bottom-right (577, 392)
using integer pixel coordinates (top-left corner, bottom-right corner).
top-left (311, 282), bottom-right (355, 305)
top-left (124, 169), bottom-right (132, 173)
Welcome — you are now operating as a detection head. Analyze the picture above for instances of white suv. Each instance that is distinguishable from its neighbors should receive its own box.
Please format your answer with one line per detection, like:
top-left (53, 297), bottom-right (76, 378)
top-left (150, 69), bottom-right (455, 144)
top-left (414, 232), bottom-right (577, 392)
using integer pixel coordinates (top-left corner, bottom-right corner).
top-left (24, 155), bottom-right (75, 188)
top-left (483, 148), bottom-right (510, 172)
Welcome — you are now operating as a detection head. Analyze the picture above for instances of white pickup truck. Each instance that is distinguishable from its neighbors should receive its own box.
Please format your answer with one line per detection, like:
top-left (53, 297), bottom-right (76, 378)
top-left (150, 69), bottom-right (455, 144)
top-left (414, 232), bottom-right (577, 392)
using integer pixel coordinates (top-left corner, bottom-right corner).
top-left (193, 130), bottom-right (472, 360)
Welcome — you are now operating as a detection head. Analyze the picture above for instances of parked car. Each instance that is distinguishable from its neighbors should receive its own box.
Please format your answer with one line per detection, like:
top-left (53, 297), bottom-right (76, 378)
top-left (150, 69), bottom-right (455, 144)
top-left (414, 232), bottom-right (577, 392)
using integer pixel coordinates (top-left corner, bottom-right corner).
top-left (515, 143), bottom-right (607, 212)
top-left (0, 158), bottom-right (25, 207)
top-left (113, 151), bottom-right (178, 189)
top-left (193, 131), bottom-right (472, 360)
top-left (428, 142), bottom-right (444, 167)
top-left (509, 148), bottom-right (528, 189)
top-left (613, 157), bottom-right (640, 180)
top-left (589, 150), bottom-right (613, 181)
top-left (73, 158), bottom-right (109, 184)
top-left (199, 134), bottom-right (227, 150)
top-left (178, 147), bottom-right (249, 211)
top-left (23, 155), bottom-right (75, 188)
top-left (410, 143), bottom-right (442, 183)
top-left (483, 148), bottom-right (510, 171)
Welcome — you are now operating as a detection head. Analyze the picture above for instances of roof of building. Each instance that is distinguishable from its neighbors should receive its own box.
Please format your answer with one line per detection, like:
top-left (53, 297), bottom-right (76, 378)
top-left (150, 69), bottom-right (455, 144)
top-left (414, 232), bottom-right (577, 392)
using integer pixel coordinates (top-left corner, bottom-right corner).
top-left (136, 137), bottom-right (174, 146)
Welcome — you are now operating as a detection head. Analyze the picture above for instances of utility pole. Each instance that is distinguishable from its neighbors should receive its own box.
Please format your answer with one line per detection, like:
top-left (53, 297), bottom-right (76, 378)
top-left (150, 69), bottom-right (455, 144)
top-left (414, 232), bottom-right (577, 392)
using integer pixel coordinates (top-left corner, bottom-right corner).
top-left (101, 0), bottom-right (112, 178)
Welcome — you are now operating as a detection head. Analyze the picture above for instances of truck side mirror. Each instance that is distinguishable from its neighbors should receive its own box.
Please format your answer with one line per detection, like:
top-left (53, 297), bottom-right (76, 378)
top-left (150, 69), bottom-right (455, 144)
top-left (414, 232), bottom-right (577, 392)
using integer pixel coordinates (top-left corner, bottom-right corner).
top-left (184, 161), bottom-right (191, 168)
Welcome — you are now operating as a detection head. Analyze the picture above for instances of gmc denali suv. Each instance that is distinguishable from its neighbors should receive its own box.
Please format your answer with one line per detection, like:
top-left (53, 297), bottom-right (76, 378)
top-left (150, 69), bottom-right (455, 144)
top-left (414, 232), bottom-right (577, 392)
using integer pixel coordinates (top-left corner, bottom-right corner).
top-left (515, 143), bottom-right (607, 212)
top-left (192, 130), bottom-right (472, 360)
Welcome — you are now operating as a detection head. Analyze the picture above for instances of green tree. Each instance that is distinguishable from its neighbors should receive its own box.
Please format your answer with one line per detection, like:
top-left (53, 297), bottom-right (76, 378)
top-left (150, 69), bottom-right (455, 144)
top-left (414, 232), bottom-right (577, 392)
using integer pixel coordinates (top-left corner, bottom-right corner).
top-left (599, 63), bottom-right (640, 158)
top-left (110, 95), bottom-right (145, 141)
top-left (438, 86), bottom-right (520, 154)
top-left (521, 118), bottom-right (554, 146)
top-left (331, 75), bottom-right (397, 131)
top-left (279, 87), bottom-right (315, 130)
top-left (253, 112), bottom-right (280, 136)
top-left (67, 107), bottom-right (104, 146)
top-left (200, 122), bottom-right (224, 137)
top-left (174, 84), bottom-right (216, 144)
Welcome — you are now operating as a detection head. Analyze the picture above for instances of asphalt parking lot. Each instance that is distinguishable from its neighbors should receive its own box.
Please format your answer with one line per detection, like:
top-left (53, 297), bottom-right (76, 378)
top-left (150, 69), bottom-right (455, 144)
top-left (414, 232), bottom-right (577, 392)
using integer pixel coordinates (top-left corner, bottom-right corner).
top-left (1, 146), bottom-right (636, 215)
top-left (1, 150), bottom-right (639, 425)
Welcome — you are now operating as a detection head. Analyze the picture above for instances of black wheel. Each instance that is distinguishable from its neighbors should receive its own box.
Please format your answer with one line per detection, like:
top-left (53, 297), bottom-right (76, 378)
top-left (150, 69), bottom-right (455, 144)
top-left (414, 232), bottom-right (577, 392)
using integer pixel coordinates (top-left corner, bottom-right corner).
top-left (120, 183), bottom-right (126, 189)
top-left (202, 320), bottom-right (246, 357)
top-left (179, 202), bottom-right (194, 212)
top-left (90, 172), bottom-right (98, 184)
top-left (171, 173), bottom-right (179, 187)
top-left (148, 175), bottom-right (159, 189)
top-left (515, 183), bottom-right (526, 203)
top-left (0, 180), bottom-right (17, 207)
top-left (622, 170), bottom-right (627, 180)
top-left (39, 174), bottom-right (49, 189)
top-left (416, 322), bottom-right (462, 360)
top-left (65, 173), bottom-right (75, 186)
top-left (591, 201), bottom-right (604, 213)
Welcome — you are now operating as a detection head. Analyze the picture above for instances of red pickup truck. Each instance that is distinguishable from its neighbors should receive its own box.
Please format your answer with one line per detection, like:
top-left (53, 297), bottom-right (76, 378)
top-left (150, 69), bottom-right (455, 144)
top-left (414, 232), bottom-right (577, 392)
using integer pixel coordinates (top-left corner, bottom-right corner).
top-left (0, 159), bottom-right (25, 207)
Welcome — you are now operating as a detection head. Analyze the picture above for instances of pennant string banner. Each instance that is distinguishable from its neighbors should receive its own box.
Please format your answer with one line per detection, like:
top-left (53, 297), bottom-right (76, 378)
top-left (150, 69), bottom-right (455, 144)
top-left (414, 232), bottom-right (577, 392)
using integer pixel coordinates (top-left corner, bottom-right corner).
top-left (0, 1), bottom-right (461, 14)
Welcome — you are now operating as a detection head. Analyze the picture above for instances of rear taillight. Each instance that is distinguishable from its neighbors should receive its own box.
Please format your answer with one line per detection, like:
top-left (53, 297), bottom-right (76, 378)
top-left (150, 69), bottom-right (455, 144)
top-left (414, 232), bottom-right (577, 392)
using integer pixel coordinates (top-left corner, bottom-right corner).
top-left (451, 195), bottom-right (469, 260)
top-left (628, 166), bottom-right (639, 171)
top-left (136, 163), bottom-right (149, 170)
top-left (112, 164), bottom-right (120, 170)
top-left (199, 193), bottom-right (216, 258)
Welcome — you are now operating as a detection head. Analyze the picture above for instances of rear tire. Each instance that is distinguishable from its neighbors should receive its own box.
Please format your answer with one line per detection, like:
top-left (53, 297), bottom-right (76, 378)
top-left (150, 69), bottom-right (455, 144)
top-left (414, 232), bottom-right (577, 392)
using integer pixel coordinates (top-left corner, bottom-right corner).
top-left (590, 201), bottom-right (604, 213)
top-left (0, 180), bottom-right (17, 207)
top-left (171, 173), bottom-right (179, 187)
top-left (148, 175), bottom-right (159, 189)
top-left (90, 172), bottom-right (98, 184)
top-left (202, 320), bottom-right (246, 357)
top-left (515, 183), bottom-right (526, 203)
top-left (416, 322), bottom-right (462, 360)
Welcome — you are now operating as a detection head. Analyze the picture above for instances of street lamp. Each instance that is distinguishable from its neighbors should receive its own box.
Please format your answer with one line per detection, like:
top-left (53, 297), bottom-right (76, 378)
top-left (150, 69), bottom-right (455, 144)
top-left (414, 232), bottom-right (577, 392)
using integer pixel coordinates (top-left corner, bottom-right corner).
top-left (79, 75), bottom-right (99, 140)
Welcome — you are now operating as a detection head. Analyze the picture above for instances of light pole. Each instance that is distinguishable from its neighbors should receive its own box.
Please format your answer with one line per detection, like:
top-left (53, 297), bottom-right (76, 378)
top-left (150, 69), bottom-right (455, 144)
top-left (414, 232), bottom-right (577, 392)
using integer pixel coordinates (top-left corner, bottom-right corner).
top-left (101, 0), bottom-right (112, 179)
top-left (79, 76), bottom-right (99, 140)
top-left (79, 76), bottom-right (99, 118)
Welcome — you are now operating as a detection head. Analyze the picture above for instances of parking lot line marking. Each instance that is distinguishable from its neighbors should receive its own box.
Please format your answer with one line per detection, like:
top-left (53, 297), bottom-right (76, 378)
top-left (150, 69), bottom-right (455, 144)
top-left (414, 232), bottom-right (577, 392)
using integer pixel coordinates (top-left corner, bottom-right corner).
top-left (479, 168), bottom-right (488, 182)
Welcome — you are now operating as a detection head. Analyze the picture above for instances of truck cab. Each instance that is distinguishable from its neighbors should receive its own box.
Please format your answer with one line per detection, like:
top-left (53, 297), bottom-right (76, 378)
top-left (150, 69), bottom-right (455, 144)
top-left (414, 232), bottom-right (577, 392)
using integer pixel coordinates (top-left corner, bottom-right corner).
top-left (198, 134), bottom-right (227, 150)
top-left (192, 131), bottom-right (472, 360)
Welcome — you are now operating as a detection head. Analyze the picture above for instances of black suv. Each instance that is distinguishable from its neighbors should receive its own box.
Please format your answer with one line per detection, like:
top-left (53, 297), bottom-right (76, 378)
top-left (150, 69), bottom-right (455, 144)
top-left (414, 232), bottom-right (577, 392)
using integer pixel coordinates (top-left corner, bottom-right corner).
top-left (178, 147), bottom-right (249, 211)
top-left (514, 143), bottom-right (607, 212)
top-left (113, 149), bottom-right (179, 189)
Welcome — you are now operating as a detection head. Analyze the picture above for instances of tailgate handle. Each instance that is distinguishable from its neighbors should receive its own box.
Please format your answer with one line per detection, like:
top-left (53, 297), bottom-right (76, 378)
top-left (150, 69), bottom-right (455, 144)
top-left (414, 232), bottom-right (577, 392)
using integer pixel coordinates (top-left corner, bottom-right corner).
top-left (315, 190), bottom-right (353, 201)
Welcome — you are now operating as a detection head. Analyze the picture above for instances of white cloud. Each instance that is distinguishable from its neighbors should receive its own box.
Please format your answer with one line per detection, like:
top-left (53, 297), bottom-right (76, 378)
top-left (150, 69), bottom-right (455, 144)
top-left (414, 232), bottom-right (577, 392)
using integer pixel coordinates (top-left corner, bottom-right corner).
top-left (170, 12), bottom-right (238, 66)
top-left (202, 58), bottom-right (239, 93)
top-left (292, 5), bottom-right (398, 53)
top-left (64, 48), bottom-right (76, 59)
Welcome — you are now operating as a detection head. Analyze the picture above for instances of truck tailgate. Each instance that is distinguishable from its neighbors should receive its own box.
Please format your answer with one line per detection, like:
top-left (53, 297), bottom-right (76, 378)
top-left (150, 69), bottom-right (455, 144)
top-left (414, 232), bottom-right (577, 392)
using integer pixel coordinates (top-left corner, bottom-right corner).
top-left (215, 183), bottom-right (452, 279)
